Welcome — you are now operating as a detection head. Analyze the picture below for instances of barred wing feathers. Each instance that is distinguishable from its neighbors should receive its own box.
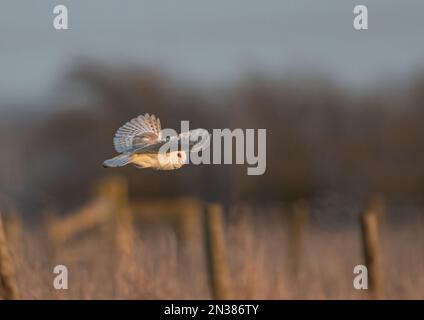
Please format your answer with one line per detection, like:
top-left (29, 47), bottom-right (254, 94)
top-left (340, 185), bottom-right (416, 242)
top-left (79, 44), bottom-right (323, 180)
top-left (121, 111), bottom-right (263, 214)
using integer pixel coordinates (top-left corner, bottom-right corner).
top-left (113, 113), bottom-right (162, 153)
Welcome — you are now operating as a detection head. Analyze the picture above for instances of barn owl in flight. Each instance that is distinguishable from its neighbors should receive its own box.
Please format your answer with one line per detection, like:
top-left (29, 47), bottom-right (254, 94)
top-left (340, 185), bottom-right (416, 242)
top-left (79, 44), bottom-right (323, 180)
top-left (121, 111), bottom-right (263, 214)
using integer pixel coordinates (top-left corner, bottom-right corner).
top-left (103, 113), bottom-right (206, 170)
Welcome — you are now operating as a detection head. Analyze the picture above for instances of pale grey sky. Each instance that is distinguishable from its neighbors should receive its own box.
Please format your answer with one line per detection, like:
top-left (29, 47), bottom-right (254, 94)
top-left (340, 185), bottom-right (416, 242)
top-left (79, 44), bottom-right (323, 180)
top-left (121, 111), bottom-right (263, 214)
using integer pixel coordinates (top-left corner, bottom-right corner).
top-left (1, 0), bottom-right (424, 103)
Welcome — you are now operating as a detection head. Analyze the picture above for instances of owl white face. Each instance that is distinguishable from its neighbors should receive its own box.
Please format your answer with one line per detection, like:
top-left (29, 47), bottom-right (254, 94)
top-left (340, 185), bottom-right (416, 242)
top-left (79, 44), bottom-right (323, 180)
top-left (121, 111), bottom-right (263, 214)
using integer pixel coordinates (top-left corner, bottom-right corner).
top-left (172, 151), bottom-right (187, 168)
top-left (156, 150), bottom-right (186, 170)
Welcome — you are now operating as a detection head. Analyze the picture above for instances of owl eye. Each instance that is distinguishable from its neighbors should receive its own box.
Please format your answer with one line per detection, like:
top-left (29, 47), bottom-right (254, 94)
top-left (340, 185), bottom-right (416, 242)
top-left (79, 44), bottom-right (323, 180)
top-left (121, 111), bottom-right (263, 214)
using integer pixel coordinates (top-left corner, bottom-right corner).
top-left (177, 152), bottom-right (182, 158)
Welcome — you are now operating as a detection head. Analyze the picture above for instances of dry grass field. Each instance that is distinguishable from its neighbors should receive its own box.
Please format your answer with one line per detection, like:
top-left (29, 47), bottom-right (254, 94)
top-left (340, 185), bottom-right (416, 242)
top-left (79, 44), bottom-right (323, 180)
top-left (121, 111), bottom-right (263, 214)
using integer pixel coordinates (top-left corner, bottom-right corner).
top-left (1, 183), bottom-right (423, 300)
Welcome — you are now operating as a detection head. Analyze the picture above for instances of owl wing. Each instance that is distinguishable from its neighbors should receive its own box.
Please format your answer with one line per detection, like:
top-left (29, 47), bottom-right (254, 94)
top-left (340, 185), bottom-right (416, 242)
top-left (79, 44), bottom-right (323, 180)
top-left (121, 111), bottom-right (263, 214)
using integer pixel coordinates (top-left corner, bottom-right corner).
top-left (132, 128), bottom-right (210, 154)
top-left (133, 135), bottom-right (181, 154)
top-left (113, 113), bottom-right (162, 153)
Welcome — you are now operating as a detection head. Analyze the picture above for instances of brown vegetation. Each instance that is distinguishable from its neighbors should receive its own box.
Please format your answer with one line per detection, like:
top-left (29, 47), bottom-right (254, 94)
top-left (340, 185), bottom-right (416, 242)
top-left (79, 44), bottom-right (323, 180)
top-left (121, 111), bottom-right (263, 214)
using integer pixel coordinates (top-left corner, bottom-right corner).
top-left (0, 177), bottom-right (422, 299)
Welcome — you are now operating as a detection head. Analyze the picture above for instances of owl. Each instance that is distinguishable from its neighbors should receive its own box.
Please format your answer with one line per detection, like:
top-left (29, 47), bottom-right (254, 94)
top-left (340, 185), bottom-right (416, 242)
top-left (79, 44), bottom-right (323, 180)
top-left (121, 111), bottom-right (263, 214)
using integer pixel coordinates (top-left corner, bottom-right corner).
top-left (103, 113), bottom-right (205, 170)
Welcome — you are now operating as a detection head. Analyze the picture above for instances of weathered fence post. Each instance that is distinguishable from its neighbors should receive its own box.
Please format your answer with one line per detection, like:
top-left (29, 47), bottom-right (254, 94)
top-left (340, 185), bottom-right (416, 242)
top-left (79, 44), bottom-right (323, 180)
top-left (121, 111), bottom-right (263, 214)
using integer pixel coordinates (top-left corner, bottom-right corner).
top-left (0, 213), bottom-right (20, 300)
top-left (360, 198), bottom-right (384, 299)
top-left (203, 203), bottom-right (231, 300)
top-left (97, 175), bottom-right (133, 254)
top-left (370, 194), bottom-right (385, 220)
top-left (97, 175), bottom-right (136, 297)
top-left (289, 199), bottom-right (310, 280)
top-left (176, 198), bottom-right (202, 256)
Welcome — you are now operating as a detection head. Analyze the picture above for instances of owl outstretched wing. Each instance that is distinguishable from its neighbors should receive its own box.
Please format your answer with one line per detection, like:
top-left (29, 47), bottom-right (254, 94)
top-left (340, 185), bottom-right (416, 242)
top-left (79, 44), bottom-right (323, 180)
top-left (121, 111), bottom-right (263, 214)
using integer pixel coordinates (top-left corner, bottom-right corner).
top-left (132, 129), bottom-right (209, 154)
top-left (113, 113), bottom-right (162, 153)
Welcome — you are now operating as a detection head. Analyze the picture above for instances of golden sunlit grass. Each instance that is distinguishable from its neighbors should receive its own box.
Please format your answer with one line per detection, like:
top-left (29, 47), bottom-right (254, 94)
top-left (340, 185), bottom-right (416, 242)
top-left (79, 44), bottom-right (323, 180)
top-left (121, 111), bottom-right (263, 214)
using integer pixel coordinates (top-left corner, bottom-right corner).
top-left (2, 200), bottom-right (423, 300)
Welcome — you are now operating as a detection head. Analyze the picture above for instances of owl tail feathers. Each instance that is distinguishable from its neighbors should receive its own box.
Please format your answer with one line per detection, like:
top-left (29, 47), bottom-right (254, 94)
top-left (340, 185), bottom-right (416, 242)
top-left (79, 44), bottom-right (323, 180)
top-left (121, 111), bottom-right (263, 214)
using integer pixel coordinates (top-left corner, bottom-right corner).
top-left (103, 154), bottom-right (132, 168)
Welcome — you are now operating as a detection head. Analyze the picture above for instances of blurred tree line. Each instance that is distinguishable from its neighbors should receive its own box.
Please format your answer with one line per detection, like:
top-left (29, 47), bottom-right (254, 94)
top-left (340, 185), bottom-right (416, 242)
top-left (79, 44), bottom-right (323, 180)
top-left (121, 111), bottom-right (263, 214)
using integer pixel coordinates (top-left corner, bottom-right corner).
top-left (1, 62), bottom-right (424, 215)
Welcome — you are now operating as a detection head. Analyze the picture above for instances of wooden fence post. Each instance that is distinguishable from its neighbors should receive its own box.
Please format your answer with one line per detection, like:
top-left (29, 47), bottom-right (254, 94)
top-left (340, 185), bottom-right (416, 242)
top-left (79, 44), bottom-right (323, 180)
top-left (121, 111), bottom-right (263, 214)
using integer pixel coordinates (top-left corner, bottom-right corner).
top-left (360, 199), bottom-right (384, 299)
top-left (97, 175), bottom-right (136, 297)
top-left (289, 199), bottom-right (310, 280)
top-left (203, 203), bottom-right (231, 300)
top-left (176, 198), bottom-right (202, 256)
top-left (370, 194), bottom-right (385, 220)
top-left (0, 213), bottom-right (20, 300)
top-left (96, 176), bottom-right (132, 253)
